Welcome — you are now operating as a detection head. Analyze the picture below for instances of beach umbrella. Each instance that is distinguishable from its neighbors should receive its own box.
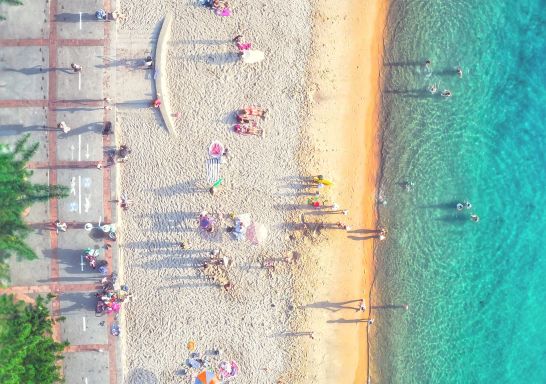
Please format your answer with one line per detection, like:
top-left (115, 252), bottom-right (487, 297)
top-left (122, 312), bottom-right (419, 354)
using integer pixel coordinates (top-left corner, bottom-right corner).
top-left (208, 141), bottom-right (225, 158)
top-left (194, 369), bottom-right (220, 384)
top-left (247, 222), bottom-right (268, 244)
top-left (219, 360), bottom-right (239, 380)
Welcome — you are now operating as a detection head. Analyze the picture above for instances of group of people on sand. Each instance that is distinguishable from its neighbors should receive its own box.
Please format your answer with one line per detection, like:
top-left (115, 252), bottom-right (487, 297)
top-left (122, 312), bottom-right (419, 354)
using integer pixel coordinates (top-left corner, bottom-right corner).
top-left (202, 249), bottom-right (233, 291)
top-left (203, 0), bottom-right (232, 16)
top-left (424, 59), bottom-right (463, 97)
top-left (233, 106), bottom-right (267, 137)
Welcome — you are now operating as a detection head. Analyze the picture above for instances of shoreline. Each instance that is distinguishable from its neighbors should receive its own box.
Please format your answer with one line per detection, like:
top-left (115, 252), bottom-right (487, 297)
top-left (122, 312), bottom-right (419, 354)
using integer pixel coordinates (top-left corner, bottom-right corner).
top-left (294, 0), bottom-right (388, 382)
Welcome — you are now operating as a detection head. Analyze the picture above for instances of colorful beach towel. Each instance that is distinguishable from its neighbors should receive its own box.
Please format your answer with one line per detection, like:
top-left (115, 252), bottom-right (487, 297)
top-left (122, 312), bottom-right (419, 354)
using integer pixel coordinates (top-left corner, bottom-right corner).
top-left (207, 158), bottom-right (221, 184)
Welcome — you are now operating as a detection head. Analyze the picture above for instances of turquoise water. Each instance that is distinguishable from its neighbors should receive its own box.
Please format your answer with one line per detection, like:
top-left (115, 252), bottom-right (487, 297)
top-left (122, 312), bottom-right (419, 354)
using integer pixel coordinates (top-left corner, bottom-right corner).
top-left (373, 1), bottom-right (546, 383)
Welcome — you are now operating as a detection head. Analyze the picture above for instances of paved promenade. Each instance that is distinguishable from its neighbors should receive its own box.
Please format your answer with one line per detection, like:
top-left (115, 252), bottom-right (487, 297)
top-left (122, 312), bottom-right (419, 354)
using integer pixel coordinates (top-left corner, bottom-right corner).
top-left (0, 1), bottom-right (122, 383)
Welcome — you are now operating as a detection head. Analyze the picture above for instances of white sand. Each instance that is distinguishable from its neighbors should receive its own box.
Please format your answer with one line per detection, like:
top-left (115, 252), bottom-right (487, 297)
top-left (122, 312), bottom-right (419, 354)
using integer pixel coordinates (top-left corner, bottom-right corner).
top-left (116, 1), bottom-right (315, 383)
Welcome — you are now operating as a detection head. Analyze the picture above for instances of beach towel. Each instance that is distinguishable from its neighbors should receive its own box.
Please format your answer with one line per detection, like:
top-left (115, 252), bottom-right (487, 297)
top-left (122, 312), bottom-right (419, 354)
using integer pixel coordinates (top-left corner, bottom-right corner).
top-left (207, 158), bottom-right (221, 184)
top-left (241, 50), bottom-right (265, 64)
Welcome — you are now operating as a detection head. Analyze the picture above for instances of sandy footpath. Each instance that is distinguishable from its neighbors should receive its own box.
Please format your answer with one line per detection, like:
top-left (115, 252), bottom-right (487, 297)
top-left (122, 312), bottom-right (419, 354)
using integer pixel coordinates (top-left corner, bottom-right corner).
top-left (115, 0), bottom-right (387, 383)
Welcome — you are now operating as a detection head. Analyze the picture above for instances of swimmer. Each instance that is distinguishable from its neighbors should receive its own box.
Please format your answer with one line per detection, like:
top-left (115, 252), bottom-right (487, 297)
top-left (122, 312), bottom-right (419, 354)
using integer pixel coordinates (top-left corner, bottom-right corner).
top-left (424, 59), bottom-right (431, 68)
top-left (470, 214), bottom-right (480, 222)
top-left (456, 203), bottom-right (464, 211)
top-left (428, 84), bottom-right (438, 94)
top-left (456, 66), bottom-right (463, 78)
top-left (464, 201), bottom-right (472, 209)
top-left (401, 181), bottom-right (414, 192)
top-left (441, 90), bottom-right (452, 97)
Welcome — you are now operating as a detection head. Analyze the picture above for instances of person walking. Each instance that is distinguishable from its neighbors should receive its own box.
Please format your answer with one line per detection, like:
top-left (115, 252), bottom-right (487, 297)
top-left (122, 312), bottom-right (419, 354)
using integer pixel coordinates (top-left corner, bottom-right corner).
top-left (54, 219), bottom-right (67, 233)
top-left (57, 121), bottom-right (70, 133)
top-left (71, 63), bottom-right (82, 72)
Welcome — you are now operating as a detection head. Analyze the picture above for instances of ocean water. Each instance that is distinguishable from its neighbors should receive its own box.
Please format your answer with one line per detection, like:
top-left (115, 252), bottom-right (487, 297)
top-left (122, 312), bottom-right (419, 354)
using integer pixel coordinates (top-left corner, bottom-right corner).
top-left (373, 1), bottom-right (546, 383)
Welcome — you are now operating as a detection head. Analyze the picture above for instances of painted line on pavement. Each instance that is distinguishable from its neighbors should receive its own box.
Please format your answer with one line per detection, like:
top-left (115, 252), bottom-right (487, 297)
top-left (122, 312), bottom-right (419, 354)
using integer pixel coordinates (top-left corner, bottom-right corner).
top-left (82, 316), bottom-right (86, 331)
top-left (78, 176), bottom-right (82, 214)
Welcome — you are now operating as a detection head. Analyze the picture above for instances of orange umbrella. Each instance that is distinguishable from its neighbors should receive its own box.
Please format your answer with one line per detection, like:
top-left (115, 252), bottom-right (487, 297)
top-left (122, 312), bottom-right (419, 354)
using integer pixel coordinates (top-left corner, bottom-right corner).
top-left (195, 369), bottom-right (219, 384)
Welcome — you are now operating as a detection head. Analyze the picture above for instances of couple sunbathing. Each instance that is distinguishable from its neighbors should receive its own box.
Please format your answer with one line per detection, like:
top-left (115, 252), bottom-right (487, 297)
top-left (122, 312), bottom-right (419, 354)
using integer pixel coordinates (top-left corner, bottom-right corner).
top-left (233, 107), bottom-right (266, 137)
top-left (233, 122), bottom-right (264, 137)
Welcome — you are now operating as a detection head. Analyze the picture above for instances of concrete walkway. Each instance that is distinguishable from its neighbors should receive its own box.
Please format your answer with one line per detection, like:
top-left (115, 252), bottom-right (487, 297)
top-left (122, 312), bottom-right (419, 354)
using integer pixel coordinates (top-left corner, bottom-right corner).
top-left (0, 0), bottom-right (121, 383)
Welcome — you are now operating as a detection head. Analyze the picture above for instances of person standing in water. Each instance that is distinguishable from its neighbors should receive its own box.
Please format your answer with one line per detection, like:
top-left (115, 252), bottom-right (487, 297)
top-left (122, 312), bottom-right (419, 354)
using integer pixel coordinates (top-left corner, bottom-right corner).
top-left (456, 66), bottom-right (463, 78)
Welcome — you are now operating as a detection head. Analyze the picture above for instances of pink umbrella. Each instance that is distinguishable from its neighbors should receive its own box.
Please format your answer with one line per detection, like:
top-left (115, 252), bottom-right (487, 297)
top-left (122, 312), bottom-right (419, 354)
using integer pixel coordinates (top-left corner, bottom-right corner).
top-left (208, 141), bottom-right (225, 158)
top-left (247, 222), bottom-right (268, 245)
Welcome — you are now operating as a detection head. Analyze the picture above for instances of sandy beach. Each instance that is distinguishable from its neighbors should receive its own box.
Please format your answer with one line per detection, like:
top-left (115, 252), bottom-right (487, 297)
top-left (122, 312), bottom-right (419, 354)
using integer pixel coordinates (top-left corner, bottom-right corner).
top-left (114, 0), bottom-right (387, 383)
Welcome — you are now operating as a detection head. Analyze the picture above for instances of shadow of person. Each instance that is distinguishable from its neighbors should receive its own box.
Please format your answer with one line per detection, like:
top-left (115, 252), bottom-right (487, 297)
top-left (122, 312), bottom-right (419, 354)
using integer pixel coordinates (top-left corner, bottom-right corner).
top-left (4, 67), bottom-right (52, 75)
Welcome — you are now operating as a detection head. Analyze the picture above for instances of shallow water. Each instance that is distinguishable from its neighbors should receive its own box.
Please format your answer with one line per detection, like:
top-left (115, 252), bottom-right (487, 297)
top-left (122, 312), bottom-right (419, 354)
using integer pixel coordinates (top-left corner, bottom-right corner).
top-left (373, 1), bottom-right (546, 382)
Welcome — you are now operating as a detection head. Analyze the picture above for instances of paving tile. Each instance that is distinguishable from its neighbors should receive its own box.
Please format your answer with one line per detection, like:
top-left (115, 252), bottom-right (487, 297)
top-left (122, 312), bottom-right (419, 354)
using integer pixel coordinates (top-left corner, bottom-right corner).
top-left (0, 46), bottom-right (49, 100)
top-left (56, 0), bottom-right (105, 40)
top-left (8, 230), bottom-right (52, 286)
top-left (56, 168), bottom-right (104, 223)
top-left (56, 45), bottom-right (104, 101)
top-left (55, 108), bottom-right (104, 162)
top-left (0, 0), bottom-right (49, 40)
top-left (0, 107), bottom-right (49, 161)
top-left (57, 229), bottom-right (104, 284)
top-left (63, 350), bottom-right (109, 383)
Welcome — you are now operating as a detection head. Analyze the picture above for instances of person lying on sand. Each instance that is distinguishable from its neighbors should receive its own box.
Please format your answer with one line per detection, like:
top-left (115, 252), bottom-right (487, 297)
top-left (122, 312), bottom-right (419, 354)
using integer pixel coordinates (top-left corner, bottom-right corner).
top-left (233, 123), bottom-right (264, 137)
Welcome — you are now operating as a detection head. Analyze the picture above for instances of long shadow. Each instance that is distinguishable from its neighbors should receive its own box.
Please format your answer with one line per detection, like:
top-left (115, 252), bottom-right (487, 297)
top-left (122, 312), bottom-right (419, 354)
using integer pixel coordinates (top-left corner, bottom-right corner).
top-left (4, 67), bottom-right (53, 75)
top-left (39, 247), bottom-right (103, 283)
top-left (59, 291), bottom-right (97, 314)
top-left (326, 318), bottom-right (369, 324)
top-left (152, 180), bottom-right (203, 196)
top-left (115, 100), bottom-right (154, 110)
top-left (384, 88), bottom-right (433, 98)
top-left (347, 228), bottom-right (381, 234)
top-left (55, 12), bottom-right (96, 23)
top-left (138, 254), bottom-right (207, 270)
top-left (95, 57), bottom-right (141, 70)
top-left (142, 211), bottom-right (200, 233)
top-left (29, 222), bottom-right (55, 231)
top-left (383, 60), bottom-right (424, 67)
top-left (55, 107), bottom-right (104, 112)
top-left (159, 275), bottom-right (217, 290)
top-left (61, 123), bottom-right (102, 136)
top-left (435, 68), bottom-right (461, 77)
top-left (300, 300), bottom-right (361, 312)
top-left (418, 201), bottom-right (460, 210)
top-left (273, 203), bottom-right (314, 211)
top-left (348, 235), bottom-right (377, 241)
top-left (184, 53), bottom-right (239, 65)
top-left (0, 125), bottom-right (50, 134)
top-left (123, 240), bottom-right (197, 250)
top-left (175, 39), bottom-right (230, 46)
top-left (436, 215), bottom-right (469, 223)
